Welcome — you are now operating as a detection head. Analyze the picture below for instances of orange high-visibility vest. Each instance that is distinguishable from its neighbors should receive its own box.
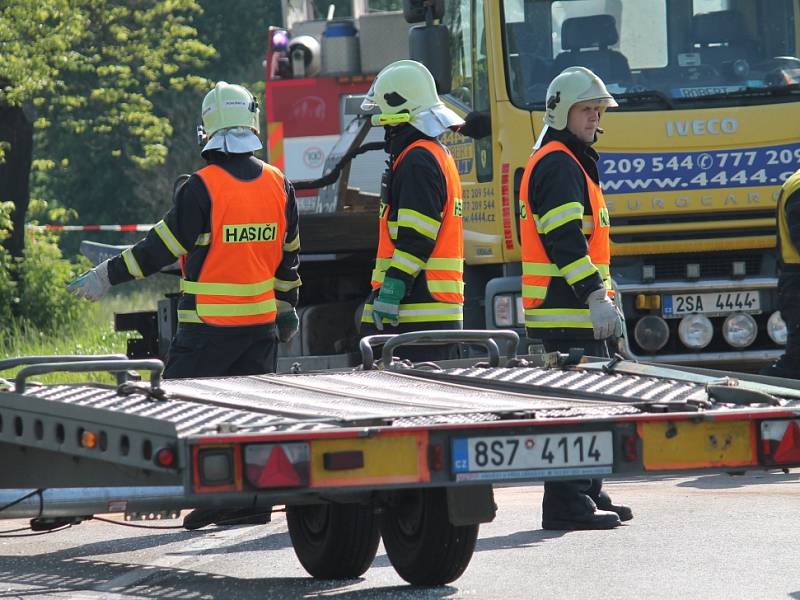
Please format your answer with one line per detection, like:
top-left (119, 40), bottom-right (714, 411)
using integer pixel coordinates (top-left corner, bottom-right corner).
top-left (370, 139), bottom-right (464, 304)
top-left (519, 141), bottom-right (611, 330)
top-left (181, 162), bottom-right (287, 326)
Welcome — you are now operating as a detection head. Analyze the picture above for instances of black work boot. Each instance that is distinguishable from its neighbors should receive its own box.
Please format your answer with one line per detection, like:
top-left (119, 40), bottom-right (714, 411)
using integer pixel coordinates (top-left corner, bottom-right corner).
top-left (594, 490), bottom-right (633, 522)
top-left (541, 481), bottom-right (620, 531)
top-left (587, 479), bottom-right (633, 522)
top-left (183, 507), bottom-right (272, 530)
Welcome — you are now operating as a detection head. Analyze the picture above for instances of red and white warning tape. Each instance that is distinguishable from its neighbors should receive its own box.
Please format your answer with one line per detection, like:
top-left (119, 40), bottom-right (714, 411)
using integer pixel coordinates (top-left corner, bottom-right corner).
top-left (27, 224), bottom-right (155, 232)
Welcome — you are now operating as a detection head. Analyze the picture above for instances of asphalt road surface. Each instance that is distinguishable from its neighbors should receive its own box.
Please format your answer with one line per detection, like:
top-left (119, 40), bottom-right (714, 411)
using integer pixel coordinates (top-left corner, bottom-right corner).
top-left (1, 472), bottom-right (799, 599)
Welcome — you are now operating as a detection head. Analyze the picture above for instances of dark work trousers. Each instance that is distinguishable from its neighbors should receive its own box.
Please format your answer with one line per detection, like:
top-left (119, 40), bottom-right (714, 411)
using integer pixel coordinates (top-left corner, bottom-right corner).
top-left (765, 275), bottom-right (800, 378)
top-left (164, 324), bottom-right (279, 379)
top-left (539, 337), bottom-right (611, 516)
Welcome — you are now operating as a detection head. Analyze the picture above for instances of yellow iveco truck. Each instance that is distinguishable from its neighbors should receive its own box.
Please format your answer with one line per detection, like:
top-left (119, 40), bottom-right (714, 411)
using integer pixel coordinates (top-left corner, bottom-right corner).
top-left (101, 0), bottom-right (799, 370)
top-left (402, 0), bottom-right (800, 368)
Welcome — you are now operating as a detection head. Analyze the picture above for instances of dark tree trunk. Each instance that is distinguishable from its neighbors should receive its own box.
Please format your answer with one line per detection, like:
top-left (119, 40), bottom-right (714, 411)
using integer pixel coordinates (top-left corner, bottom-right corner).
top-left (0, 102), bottom-right (33, 258)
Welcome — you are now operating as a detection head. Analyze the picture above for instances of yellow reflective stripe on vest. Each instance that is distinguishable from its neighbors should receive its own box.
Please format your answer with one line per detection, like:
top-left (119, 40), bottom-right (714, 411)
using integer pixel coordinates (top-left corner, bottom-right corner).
top-left (154, 220), bottom-right (188, 258)
top-left (121, 248), bottom-right (144, 279)
top-left (391, 249), bottom-right (425, 276)
top-left (522, 284), bottom-right (547, 300)
top-left (560, 256), bottom-right (599, 285)
top-left (388, 221), bottom-right (398, 239)
top-left (181, 277), bottom-right (275, 296)
top-left (397, 208), bottom-right (441, 241)
top-left (195, 232), bottom-right (211, 246)
top-left (523, 262), bottom-right (560, 276)
top-left (598, 264), bottom-right (610, 279)
top-left (362, 302), bottom-right (463, 324)
top-left (177, 309), bottom-right (203, 323)
top-left (536, 202), bottom-right (584, 234)
top-left (426, 257), bottom-right (464, 272)
top-left (582, 216), bottom-right (594, 234)
top-left (524, 308), bottom-right (593, 328)
top-left (427, 279), bottom-right (465, 295)
top-left (197, 298), bottom-right (277, 318)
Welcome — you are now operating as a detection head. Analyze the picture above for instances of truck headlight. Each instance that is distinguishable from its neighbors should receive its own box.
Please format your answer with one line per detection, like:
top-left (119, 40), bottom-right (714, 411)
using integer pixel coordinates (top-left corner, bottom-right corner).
top-left (767, 311), bottom-right (787, 345)
top-left (492, 294), bottom-right (525, 327)
top-left (493, 294), bottom-right (514, 327)
top-left (678, 314), bottom-right (713, 349)
top-left (722, 313), bottom-right (757, 348)
top-left (633, 315), bottom-right (669, 352)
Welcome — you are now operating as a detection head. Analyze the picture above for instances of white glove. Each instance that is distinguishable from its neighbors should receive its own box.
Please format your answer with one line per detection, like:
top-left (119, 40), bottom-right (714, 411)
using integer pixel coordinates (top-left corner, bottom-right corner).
top-left (67, 260), bottom-right (111, 301)
top-left (587, 288), bottom-right (623, 340)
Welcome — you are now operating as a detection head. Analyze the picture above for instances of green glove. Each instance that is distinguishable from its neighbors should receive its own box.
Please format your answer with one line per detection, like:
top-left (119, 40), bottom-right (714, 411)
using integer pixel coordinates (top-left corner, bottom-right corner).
top-left (275, 301), bottom-right (299, 342)
top-left (372, 276), bottom-right (405, 331)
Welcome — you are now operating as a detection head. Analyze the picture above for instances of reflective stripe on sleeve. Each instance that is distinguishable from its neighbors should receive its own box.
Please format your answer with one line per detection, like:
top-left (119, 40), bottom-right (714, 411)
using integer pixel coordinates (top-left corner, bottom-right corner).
top-left (195, 232), bottom-right (211, 246)
top-left (560, 255), bottom-right (599, 285)
top-left (537, 202), bottom-right (584, 234)
top-left (275, 277), bottom-right (302, 292)
top-left (154, 220), bottom-right (188, 258)
top-left (390, 249), bottom-right (425, 276)
top-left (121, 248), bottom-right (144, 279)
top-left (397, 208), bottom-right (441, 240)
top-left (283, 234), bottom-right (300, 252)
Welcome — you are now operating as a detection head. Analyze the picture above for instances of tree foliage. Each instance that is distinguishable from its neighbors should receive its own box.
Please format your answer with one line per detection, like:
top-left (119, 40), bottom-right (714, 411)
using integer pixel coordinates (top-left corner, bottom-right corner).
top-left (0, 0), bottom-right (214, 331)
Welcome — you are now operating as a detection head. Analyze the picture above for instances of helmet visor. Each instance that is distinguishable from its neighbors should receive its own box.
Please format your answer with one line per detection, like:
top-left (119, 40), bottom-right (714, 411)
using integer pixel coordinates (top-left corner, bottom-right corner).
top-left (360, 82), bottom-right (380, 114)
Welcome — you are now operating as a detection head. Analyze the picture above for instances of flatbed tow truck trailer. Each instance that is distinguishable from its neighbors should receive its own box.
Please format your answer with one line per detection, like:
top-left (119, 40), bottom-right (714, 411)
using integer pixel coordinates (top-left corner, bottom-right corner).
top-left (2, 330), bottom-right (800, 586)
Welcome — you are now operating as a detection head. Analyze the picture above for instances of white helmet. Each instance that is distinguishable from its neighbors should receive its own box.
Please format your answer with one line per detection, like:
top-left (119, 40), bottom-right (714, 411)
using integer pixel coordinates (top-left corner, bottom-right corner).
top-left (534, 66), bottom-right (617, 148)
top-left (199, 81), bottom-right (262, 155)
top-left (544, 66), bottom-right (617, 130)
top-left (360, 59), bottom-right (464, 137)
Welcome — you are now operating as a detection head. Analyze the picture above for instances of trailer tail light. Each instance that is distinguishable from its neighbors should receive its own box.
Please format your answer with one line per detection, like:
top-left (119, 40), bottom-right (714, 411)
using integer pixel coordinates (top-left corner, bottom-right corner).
top-left (196, 446), bottom-right (237, 488)
top-left (761, 420), bottom-right (800, 466)
top-left (155, 446), bottom-right (176, 468)
top-left (244, 442), bottom-right (309, 489)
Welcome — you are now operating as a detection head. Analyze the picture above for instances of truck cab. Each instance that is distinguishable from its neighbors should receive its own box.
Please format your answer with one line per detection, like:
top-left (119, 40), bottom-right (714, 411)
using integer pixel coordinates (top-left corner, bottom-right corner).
top-left (426, 0), bottom-right (800, 368)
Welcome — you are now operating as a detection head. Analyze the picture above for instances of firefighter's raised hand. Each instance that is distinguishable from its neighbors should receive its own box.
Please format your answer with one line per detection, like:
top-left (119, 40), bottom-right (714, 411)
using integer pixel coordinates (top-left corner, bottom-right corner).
top-left (276, 301), bottom-right (299, 342)
top-left (67, 260), bottom-right (111, 302)
top-left (587, 288), bottom-right (623, 340)
top-left (372, 276), bottom-right (405, 330)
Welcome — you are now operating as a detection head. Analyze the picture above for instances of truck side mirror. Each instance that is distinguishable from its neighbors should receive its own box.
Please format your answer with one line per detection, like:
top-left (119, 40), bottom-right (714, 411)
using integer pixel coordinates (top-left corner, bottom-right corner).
top-left (409, 24), bottom-right (452, 95)
top-left (403, 0), bottom-right (445, 23)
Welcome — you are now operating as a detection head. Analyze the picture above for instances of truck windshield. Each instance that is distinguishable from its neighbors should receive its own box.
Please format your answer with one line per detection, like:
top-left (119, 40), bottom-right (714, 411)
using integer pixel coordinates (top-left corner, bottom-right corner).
top-left (502, 0), bottom-right (799, 110)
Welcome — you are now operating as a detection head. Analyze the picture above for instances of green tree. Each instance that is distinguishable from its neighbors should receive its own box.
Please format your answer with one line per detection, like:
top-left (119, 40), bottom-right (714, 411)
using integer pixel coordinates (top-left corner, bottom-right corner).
top-left (0, 0), bottom-right (214, 257)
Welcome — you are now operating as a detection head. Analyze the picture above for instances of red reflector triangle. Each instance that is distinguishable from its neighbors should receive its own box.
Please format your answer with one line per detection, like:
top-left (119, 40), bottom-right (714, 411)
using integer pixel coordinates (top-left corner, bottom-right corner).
top-left (774, 421), bottom-right (800, 463)
top-left (257, 445), bottom-right (301, 487)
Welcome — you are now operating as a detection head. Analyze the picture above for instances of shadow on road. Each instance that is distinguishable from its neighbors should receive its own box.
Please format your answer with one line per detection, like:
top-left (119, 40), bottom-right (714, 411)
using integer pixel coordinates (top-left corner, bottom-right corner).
top-left (676, 470), bottom-right (800, 490)
top-left (475, 527), bottom-right (565, 552)
top-left (0, 523), bottom-right (463, 599)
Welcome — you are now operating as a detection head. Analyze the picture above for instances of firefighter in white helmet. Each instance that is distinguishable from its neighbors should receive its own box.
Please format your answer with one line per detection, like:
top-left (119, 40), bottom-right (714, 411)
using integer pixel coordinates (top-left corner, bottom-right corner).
top-left (68, 82), bottom-right (301, 527)
top-left (519, 66), bottom-right (631, 530)
top-left (359, 60), bottom-right (466, 362)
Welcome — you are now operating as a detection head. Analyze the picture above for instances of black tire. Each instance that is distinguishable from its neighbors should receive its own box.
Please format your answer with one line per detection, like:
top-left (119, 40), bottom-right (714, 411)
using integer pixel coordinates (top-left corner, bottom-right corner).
top-left (380, 488), bottom-right (479, 586)
top-left (287, 502), bottom-right (380, 580)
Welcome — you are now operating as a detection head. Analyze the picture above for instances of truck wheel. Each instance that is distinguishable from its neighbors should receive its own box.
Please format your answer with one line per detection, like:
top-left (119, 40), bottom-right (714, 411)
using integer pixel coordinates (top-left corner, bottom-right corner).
top-left (380, 488), bottom-right (479, 586)
top-left (287, 502), bottom-right (380, 580)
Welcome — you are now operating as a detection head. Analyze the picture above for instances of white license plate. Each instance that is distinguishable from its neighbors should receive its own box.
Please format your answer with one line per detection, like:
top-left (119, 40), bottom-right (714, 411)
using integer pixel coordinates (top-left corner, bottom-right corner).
top-left (452, 432), bottom-right (613, 477)
top-left (662, 291), bottom-right (760, 318)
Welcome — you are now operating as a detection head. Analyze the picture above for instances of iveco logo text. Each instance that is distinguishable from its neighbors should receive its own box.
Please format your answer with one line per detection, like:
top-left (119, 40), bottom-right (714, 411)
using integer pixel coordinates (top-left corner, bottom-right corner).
top-left (666, 118), bottom-right (738, 137)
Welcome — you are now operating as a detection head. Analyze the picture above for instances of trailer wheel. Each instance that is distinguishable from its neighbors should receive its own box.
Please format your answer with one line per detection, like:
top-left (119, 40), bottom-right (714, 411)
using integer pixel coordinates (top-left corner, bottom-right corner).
top-left (287, 502), bottom-right (380, 580)
top-left (380, 488), bottom-right (479, 586)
